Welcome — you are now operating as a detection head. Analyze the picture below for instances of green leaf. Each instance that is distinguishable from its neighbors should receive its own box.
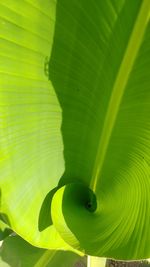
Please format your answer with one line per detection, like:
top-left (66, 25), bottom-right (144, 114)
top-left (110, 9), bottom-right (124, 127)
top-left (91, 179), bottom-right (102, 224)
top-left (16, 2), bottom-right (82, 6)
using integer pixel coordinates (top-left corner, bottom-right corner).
top-left (0, 0), bottom-right (72, 251)
top-left (0, 0), bottom-right (150, 261)
top-left (0, 220), bottom-right (12, 241)
top-left (50, 0), bottom-right (150, 259)
top-left (0, 235), bottom-right (86, 267)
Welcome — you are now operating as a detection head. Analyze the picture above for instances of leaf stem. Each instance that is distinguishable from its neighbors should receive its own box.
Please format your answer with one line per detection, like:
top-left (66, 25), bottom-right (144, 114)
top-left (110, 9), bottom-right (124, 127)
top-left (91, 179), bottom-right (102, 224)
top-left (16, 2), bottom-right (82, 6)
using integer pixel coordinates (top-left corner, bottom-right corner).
top-left (88, 256), bottom-right (106, 267)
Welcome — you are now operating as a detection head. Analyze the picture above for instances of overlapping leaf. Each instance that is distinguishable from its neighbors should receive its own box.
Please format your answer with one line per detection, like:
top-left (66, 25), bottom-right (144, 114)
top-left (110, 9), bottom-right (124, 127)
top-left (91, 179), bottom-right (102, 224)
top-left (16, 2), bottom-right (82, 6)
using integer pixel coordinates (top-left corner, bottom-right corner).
top-left (0, 0), bottom-right (70, 251)
top-left (0, 235), bottom-right (86, 267)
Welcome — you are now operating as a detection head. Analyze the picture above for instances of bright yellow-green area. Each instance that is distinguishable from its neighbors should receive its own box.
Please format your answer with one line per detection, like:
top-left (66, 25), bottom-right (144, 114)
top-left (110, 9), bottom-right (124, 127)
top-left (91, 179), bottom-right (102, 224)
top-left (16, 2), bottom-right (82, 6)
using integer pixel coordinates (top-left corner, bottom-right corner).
top-left (0, 0), bottom-right (71, 251)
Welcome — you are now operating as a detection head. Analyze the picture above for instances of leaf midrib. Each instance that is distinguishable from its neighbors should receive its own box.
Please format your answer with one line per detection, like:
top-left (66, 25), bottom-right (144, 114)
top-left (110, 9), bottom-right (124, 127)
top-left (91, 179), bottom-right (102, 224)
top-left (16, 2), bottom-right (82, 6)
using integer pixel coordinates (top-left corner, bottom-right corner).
top-left (34, 250), bottom-right (56, 267)
top-left (90, 0), bottom-right (150, 192)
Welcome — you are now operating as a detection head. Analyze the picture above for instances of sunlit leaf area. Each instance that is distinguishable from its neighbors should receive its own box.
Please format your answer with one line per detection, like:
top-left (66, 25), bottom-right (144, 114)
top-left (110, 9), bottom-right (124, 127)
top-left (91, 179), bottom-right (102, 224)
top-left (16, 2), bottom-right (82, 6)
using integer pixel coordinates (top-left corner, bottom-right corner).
top-left (0, 0), bottom-right (150, 266)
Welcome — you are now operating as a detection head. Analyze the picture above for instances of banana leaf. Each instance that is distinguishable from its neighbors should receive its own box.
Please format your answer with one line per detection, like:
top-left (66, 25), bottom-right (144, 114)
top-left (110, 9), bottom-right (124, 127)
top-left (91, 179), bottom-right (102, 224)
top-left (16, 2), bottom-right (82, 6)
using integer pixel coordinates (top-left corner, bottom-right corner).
top-left (0, 235), bottom-right (86, 267)
top-left (0, 0), bottom-right (150, 260)
top-left (0, 219), bottom-right (12, 241)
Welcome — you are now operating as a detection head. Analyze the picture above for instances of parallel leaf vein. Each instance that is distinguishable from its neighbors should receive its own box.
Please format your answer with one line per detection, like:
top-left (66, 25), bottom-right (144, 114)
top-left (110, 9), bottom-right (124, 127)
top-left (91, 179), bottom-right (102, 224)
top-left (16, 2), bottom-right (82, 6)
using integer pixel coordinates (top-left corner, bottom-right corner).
top-left (90, 0), bottom-right (150, 192)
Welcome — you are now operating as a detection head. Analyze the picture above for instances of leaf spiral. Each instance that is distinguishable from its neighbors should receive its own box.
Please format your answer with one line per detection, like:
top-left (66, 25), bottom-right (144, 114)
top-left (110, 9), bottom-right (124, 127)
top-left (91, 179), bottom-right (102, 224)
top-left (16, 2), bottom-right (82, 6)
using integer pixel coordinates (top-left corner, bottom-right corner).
top-left (51, 183), bottom-right (98, 254)
top-left (51, 178), bottom-right (150, 259)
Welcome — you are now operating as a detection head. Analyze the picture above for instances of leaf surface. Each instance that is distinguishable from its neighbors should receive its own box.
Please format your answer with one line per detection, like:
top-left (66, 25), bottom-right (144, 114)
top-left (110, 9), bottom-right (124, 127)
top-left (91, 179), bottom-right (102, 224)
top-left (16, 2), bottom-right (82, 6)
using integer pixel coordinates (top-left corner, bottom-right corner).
top-left (0, 0), bottom-right (150, 260)
top-left (0, 0), bottom-right (71, 251)
top-left (50, 0), bottom-right (150, 259)
top-left (0, 235), bottom-right (86, 267)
